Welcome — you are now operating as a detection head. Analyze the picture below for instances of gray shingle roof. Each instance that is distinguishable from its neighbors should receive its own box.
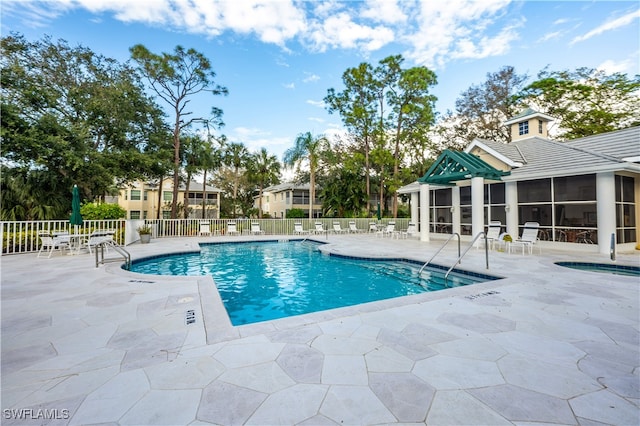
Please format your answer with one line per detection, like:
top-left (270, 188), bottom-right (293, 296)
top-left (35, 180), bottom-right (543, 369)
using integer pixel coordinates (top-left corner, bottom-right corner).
top-left (263, 182), bottom-right (311, 192)
top-left (477, 126), bottom-right (640, 180)
top-left (565, 126), bottom-right (640, 161)
top-left (179, 181), bottom-right (222, 192)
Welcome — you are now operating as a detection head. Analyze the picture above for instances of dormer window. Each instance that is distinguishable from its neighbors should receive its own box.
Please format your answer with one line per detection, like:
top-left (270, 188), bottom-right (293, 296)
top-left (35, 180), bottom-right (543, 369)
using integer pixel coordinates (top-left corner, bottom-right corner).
top-left (518, 121), bottom-right (529, 136)
top-left (538, 120), bottom-right (543, 134)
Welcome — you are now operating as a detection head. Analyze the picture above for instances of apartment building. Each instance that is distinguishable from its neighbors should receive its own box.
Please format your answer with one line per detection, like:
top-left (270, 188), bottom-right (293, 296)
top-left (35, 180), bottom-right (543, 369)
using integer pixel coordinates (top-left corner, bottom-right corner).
top-left (255, 183), bottom-right (322, 218)
top-left (109, 180), bottom-right (222, 219)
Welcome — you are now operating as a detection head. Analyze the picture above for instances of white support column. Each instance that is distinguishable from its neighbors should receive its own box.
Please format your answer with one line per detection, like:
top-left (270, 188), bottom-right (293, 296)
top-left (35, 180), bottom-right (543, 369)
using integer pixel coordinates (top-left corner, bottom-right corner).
top-left (420, 183), bottom-right (430, 242)
top-left (471, 177), bottom-right (485, 238)
top-left (411, 192), bottom-right (419, 227)
top-left (596, 172), bottom-right (616, 255)
top-left (452, 185), bottom-right (461, 235)
top-left (505, 181), bottom-right (519, 238)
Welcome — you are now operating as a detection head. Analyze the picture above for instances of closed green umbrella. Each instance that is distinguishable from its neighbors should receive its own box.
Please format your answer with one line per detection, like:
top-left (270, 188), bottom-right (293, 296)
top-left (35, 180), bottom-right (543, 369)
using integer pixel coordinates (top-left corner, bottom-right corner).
top-left (70, 185), bottom-right (83, 229)
top-left (376, 202), bottom-right (381, 221)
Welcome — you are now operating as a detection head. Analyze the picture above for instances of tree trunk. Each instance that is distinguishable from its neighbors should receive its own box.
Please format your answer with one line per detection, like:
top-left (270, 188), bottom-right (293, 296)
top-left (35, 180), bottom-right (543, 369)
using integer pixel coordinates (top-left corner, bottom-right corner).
top-left (183, 173), bottom-right (191, 219)
top-left (171, 110), bottom-right (181, 219)
top-left (201, 170), bottom-right (207, 219)
top-left (309, 169), bottom-right (315, 219)
top-left (156, 176), bottom-right (163, 219)
top-left (232, 166), bottom-right (239, 218)
top-left (392, 111), bottom-right (403, 218)
top-left (364, 133), bottom-right (371, 214)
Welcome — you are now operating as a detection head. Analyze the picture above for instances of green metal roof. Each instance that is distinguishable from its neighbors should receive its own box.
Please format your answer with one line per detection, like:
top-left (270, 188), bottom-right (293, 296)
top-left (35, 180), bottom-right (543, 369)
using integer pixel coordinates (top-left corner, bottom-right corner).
top-left (418, 149), bottom-right (510, 185)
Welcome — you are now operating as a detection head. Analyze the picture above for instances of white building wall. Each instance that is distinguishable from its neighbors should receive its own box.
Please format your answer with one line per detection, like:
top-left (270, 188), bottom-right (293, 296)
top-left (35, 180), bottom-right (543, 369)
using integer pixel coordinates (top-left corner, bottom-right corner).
top-left (471, 177), bottom-right (484, 238)
top-left (596, 172), bottom-right (616, 255)
top-left (505, 181), bottom-right (519, 238)
top-left (420, 184), bottom-right (430, 241)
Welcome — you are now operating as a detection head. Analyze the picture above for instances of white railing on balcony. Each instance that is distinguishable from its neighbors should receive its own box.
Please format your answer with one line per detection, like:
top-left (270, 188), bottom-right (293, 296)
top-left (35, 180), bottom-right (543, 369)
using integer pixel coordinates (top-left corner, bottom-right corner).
top-left (1, 218), bottom-right (409, 255)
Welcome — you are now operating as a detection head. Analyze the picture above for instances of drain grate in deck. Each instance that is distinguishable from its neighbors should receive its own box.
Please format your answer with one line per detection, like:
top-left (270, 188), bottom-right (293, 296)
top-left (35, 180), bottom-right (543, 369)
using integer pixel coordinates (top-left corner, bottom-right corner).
top-left (185, 310), bottom-right (196, 325)
top-left (129, 279), bottom-right (155, 284)
top-left (465, 290), bottom-right (500, 300)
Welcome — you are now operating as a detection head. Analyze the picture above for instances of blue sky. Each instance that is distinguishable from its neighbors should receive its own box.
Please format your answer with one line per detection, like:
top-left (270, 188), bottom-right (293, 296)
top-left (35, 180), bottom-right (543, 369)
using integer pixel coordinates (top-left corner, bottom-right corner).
top-left (2, 0), bottom-right (639, 161)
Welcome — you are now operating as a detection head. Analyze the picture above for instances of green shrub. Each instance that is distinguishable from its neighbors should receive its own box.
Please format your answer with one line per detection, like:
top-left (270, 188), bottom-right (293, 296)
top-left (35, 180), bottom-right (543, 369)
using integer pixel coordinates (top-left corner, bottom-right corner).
top-left (80, 203), bottom-right (126, 220)
top-left (286, 208), bottom-right (306, 219)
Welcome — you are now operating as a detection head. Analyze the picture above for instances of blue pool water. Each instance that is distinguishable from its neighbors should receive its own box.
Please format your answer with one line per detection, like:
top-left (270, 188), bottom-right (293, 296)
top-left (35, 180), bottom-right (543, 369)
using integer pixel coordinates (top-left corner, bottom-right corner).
top-left (129, 241), bottom-right (499, 325)
top-left (555, 261), bottom-right (640, 277)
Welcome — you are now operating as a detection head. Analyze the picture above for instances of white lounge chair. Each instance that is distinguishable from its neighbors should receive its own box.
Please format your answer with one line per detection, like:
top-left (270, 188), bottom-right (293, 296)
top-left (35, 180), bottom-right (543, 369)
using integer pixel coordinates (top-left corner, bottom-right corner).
top-left (369, 222), bottom-right (378, 233)
top-left (199, 221), bottom-right (211, 236)
top-left (37, 232), bottom-right (69, 258)
top-left (376, 222), bottom-right (395, 238)
top-left (509, 222), bottom-right (541, 255)
top-left (251, 222), bottom-right (264, 235)
top-left (349, 221), bottom-right (364, 233)
top-left (88, 230), bottom-right (115, 254)
top-left (294, 223), bottom-right (308, 235)
top-left (332, 221), bottom-right (347, 234)
top-left (314, 222), bottom-right (326, 234)
top-left (479, 221), bottom-right (501, 249)
top-left (226, 221), bottom-right (240, 236)
top-left (399, 223), bottom-right (417, 239)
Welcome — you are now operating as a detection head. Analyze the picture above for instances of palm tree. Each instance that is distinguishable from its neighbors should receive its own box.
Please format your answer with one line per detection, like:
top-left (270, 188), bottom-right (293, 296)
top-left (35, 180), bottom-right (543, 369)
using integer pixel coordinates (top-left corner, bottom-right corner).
top-left (224, 142), bottom-right (250, 218)
top-left (283, 132), bottom-right (328, 219)
top-left (199, 140), bottom-right (223, 219)
top-left (249, 148), bottom-right (280, 218)
top-left (182, 134), bottom-right (206, 218)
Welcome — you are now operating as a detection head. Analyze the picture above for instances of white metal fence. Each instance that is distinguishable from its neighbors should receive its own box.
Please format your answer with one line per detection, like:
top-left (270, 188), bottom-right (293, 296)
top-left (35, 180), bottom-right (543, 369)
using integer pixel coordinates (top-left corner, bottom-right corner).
top-left (1, 218), bottom-right (409, 255)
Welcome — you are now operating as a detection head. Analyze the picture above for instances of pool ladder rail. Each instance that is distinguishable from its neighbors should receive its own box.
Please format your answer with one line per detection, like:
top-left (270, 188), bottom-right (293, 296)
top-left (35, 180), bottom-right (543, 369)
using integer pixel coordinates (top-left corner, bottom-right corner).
top-left (419, 232), bottom-right (489, 287)
top-left (94, 239), bottom-right (131, 269)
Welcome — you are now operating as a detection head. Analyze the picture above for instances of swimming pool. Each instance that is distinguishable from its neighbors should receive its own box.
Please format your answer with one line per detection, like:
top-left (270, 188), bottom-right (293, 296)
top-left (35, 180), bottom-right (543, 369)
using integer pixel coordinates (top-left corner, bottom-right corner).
top-left (129, 240), bottom-right (500, 325)
top-left (555, 261), bottom-right (640, 277)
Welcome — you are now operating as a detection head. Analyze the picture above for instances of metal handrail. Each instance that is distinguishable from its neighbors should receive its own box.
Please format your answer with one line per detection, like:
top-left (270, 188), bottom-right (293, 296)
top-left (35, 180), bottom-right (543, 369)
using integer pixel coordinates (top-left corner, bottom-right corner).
top-left (444, 232), bottom-right (489, 287)
top-left (95, 239), bottom-right (131, 269)
top-left (419, 233), bottom-right (461, 275)
top-left (610, 233), bottom-right (616, 261)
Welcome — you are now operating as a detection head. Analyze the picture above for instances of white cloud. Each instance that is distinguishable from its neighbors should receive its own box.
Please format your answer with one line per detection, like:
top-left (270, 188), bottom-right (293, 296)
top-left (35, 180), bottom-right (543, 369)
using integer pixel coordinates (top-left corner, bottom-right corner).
top-left (230, 127), bottom-right (291, 157)
top-left (404, 0), bottom-right (514, 68)
top-left (72, 0), bottom-right (306, 45)
top-left (283, 82), bottom-right (295, 89)
top-left (306, 99), bottom-right (325, 108)
top-left (1, 0), bottom-right (74, 28)
top-left (597, 58), bottom-right (634, 74)
top-left (360, 0), bottom-right (407, 24)
top-left (451, 22), bottom-right (519, 59)
top-left (303, 73), bottom-right (320, 83)
top-left (571, 9), bottom-right (640, 45)
top-left (303, 11), bottom-right (395, 52)
top-left (537, 30), bottom-right (563, 43)
top-left (4, 0), bottom-right (532, 71)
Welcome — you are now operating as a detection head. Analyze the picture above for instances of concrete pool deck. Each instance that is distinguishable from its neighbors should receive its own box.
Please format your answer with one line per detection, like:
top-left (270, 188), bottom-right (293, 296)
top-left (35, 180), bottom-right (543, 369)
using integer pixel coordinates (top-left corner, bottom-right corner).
top-left (1, 234), bottom-right (638, 425)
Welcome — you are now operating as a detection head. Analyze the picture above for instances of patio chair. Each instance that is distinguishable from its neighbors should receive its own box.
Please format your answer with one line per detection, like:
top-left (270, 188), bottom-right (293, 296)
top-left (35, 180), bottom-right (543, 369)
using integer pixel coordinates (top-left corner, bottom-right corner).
top-left (369, 222), bottom-right (378, 233)
top-left (37, 232), bottom-right (70, 258)
top-left (376, 222), bottom-right (396, 238)
top-left (199, 221), bottom-right (211, 236)
top-left (478, 221), bottom-right (501, 250)
top-left (314, 222), bottom-right (326, 234)
top-left (399, 223), bottom-right (417, 239)
top-left (509, 222), bottom-right (541, 255)
top-left (332, 221), bottom-right (347, 234)
top-left (293, 222), bottom-right (309, 235)
top-left (88, 230), bottom-right (115, 254)
top-left (349, 221), bottom-right (364, 233)
top-left (251, 222), bottom-right (265, 235)
top-left (226, 221), bottom-right (240, 236)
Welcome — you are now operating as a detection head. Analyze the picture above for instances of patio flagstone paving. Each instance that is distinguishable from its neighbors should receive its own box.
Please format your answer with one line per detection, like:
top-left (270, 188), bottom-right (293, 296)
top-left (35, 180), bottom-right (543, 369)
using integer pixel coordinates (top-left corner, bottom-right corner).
top-left (1, 234), bottom-right (638, 425)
